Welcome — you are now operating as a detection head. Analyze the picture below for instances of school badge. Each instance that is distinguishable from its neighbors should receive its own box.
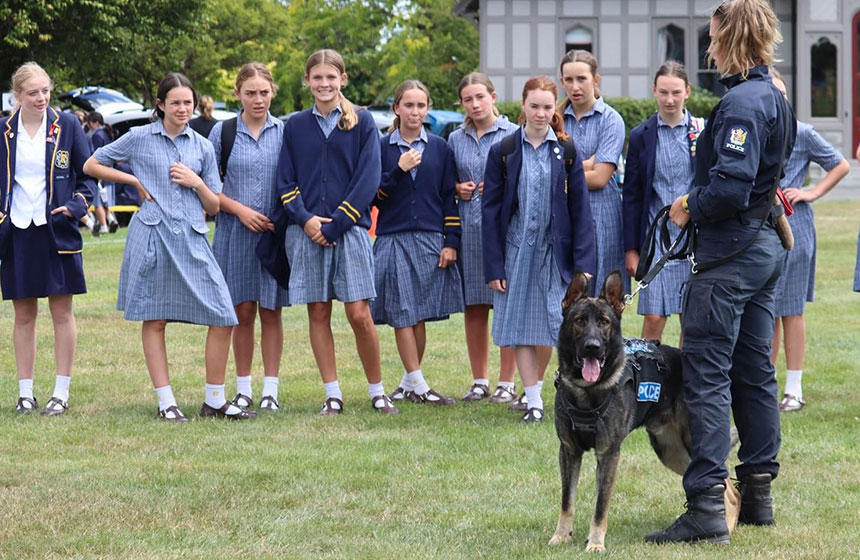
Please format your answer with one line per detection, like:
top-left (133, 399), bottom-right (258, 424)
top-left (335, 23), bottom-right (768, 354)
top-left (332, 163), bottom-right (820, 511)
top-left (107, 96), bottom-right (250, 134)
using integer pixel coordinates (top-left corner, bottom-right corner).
top-left (55, 150), bottom-right (70, 169)
top-left (725, 126), bottom-right (748, 153)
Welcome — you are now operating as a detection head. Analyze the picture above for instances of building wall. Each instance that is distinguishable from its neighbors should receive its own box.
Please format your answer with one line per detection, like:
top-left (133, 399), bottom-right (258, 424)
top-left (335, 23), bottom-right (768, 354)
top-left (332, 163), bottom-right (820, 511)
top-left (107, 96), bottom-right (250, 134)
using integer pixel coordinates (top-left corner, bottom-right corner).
top-left (478, 0), bottom-right (857, 157)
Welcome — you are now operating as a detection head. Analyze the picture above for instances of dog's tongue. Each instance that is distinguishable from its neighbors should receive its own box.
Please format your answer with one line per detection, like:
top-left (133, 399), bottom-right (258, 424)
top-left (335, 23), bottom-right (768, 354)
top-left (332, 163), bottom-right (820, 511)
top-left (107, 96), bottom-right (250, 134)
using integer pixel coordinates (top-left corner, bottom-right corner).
top-left (582, 358), bottom-right (601, 382)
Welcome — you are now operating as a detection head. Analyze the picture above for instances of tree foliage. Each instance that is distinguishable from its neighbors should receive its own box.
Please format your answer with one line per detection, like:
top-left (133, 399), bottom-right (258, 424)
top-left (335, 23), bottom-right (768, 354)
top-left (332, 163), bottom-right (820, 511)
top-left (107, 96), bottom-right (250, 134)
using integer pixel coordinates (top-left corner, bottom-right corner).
top-left (1, 0), bottom-right (479, 114)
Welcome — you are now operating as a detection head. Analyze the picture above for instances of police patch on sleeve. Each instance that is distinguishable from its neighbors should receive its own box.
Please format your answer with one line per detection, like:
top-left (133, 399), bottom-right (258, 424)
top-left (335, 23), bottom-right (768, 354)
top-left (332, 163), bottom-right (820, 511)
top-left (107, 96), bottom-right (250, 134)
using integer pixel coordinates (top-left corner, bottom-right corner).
top-left (637, 382), bottom-right (661, 403)
top-left (724, 126), bottom-right (748, 154)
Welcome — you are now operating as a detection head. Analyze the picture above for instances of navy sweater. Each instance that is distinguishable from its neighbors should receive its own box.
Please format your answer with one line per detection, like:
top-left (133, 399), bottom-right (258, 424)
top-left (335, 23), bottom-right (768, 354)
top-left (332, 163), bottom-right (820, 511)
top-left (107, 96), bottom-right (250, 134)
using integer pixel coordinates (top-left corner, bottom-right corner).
top-left (276, 108), bottom-right (381, 243)
top-left (375, 133), bottom-right (461, 250)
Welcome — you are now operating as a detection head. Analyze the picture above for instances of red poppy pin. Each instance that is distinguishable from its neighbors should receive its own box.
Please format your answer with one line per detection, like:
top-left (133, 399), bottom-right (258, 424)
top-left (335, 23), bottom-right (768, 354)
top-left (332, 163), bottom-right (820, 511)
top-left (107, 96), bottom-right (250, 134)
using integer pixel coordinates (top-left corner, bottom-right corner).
top-left (47, 123), bottom-right (57, 143)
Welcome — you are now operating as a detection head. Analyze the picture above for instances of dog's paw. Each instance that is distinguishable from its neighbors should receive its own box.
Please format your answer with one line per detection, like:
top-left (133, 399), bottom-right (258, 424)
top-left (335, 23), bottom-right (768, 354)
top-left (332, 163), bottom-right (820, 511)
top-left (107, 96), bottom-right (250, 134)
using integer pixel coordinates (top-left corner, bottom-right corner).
top-left (548, 532), bottom-right (572, 546)
top-left (584, 540), bottom-right (605, 553)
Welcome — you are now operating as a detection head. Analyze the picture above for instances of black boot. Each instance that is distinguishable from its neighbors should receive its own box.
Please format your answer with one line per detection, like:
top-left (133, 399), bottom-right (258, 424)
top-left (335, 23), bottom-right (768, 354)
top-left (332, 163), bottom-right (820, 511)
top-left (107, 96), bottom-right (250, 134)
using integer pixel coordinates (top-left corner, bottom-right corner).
top-left (645, 484), bottom-right (730, 544)
top-left (737, 473), bottom-right (774, 526)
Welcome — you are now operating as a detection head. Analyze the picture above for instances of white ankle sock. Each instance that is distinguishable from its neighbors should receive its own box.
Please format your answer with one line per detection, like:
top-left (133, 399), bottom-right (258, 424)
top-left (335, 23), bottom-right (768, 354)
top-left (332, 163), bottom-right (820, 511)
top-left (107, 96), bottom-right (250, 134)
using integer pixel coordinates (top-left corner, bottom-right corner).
top-left (368, 382), bottom-right (386, 406)
top-left (323, 380), bottom-right (342, 401)
top-left (537, 379), bottom-right (544, 392)
top-left (524, 383), bottom-right (543, 411)
top-left (204, 383), bottom-right (227, 408)
top-left (262, 376), bottom-right (279, 399)
top-left (154, 385), bottom-right (177, 411)
top-left (236, 375), bottom-right (252, 398)
top-left (407, 369), bottom-right (430, 395)
top-left (784, 370), bottom-right (803, 399)
top-left (497, 380), bottom-right (515, 390)
top-left (398, 371), bottom-right (409, 390)
top-left (19, 378), bottom-right (34, 399)
top-left (473, 378), bottom-right (489, 387)
top-left (52, 375), bottom-right (71, 402)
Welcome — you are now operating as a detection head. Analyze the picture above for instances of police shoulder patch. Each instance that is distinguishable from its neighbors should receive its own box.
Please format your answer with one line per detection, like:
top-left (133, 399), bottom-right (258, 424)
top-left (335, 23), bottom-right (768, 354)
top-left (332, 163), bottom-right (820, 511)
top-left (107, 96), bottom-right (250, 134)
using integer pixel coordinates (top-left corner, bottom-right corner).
top-left (637, 381), bottom-right (661, 403)
top-left (55, 150), bottom-right (70, 169)
top-left (722, 120), bottom-right (751, 156)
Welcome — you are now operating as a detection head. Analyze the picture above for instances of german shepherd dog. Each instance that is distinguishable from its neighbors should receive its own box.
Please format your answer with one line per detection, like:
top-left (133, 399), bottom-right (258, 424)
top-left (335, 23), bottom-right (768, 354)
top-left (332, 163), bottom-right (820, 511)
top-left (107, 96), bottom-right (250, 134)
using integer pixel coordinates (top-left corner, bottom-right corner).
top-left (548, 271), bottom-right (739, 552)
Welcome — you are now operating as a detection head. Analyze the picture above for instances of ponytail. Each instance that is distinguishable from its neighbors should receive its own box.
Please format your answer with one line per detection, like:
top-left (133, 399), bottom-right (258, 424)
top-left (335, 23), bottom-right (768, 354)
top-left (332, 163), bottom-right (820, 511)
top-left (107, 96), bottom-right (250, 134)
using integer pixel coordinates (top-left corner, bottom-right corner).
top-left (337, 94), bottom-right (358, 131)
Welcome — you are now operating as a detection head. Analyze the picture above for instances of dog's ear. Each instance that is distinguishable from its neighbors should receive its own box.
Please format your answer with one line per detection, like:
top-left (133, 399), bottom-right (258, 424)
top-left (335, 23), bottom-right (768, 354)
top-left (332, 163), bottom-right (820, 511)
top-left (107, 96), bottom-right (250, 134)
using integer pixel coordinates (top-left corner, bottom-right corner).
top-left (599, 270), bottom-right (625, 317)
top-left (562, 271), bottom-right (590, 310)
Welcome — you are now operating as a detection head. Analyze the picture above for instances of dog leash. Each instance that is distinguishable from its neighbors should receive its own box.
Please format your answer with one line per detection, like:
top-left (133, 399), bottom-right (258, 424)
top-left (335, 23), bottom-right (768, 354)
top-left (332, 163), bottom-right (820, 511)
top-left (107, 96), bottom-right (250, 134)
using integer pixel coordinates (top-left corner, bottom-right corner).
top-left (624, 205), bottom-right (692, 306)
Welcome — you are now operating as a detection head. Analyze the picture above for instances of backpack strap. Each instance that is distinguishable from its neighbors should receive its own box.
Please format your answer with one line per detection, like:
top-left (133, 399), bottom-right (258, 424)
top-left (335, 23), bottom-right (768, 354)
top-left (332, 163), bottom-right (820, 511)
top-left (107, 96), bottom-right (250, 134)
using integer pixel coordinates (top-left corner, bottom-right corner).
top-left (218, 117), bottom-right (239, 181)
top-left (561, 137), bottom-right (576, 193)
top-left (499, 132), bottom-right (517, 188)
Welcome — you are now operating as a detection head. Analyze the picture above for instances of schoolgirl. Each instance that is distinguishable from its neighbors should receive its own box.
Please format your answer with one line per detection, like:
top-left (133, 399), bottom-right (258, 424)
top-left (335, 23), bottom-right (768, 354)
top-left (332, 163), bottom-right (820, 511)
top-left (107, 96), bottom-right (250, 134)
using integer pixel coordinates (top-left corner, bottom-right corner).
top-left (83, 111), bottom-right (120, 235)
top-left (623, 61), bottom-right (703, 341)
top-left (559, 50), bottom-right (627, 298)
top-left (84, 72), bottom-right (253, 422)
top-left (0, 62), bottom-right (94, 415)
top-left (374, 80), bottom-right (463, 405)
top-left (209, 63), bottom-right (288, 412)
top-left (447, 72), bottom-right (519, 404)
top-left (768, 73), bottom-right (849, 413)
top-left (482, 76), bottom-right (596, 423)
top-left (276, 49), bottom-right (398, 415)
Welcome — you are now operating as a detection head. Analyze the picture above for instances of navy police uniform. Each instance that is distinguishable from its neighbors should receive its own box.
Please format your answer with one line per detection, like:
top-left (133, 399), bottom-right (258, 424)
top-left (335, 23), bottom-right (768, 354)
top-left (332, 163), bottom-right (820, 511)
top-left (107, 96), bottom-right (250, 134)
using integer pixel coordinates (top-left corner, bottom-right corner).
top-left (681, 66), bottom-right (795, 498)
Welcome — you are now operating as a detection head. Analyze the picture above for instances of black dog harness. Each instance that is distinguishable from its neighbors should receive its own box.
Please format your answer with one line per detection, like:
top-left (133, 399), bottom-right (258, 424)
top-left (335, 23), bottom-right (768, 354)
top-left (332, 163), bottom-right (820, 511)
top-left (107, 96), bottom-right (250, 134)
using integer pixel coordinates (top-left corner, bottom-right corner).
top-left (556, 339), bottom-right (668, 451)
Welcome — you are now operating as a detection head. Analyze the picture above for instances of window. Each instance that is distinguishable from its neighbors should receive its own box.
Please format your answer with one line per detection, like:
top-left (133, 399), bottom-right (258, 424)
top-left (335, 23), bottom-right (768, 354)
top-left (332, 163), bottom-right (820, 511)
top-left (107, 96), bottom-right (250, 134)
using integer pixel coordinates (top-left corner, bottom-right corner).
top-left (811, 37), bottom-right (837, 117)
top-left (697, 23), bottom-right (722, 96)
top-left (657, 24), bottom-right (685, 64)
top-left (565, 26), bottom-right (593, 53)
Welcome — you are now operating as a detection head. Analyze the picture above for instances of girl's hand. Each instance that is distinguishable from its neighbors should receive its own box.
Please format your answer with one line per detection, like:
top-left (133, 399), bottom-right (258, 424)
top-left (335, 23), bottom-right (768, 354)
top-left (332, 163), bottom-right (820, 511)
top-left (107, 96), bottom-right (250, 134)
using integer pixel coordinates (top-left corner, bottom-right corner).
top-left (135, 179), bottom-right (154, 202)
top-left (669, 195), bottom-right (690, 227)
top-left (489, 279), bottom-right (506, 293)
top-left (50, 206), bottom-right (73, 218)
top-left (438, 247), bottom-right (457, 268)
top-left (398, 149), bottom-right (422, 172)
top-left (238, 205), bottom-right (274, 233)
top-left (582, 155), bottom-right (596, 171)
top-left (455, 181), bottom-right (477, 201)
top-left (170, 162), bottom-right (203, 190)
top-left (303, 215), bottom-right (333, 247)
top-left (782, 187), bottom-right (815, 205)
top-left (477, 181), bottom-right (484, 195)
top-left (625, 250), bottom-right (639, 277)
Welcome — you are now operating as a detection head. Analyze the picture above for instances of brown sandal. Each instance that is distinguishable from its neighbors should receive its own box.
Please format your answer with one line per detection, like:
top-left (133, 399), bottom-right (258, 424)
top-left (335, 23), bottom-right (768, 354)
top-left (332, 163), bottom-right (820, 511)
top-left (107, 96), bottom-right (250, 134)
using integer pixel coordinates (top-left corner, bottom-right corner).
top-left (488, 385), bottom-right (517, 404)
top-left (16, 396), bottom-right (38, 415)
top-left (461, 383), bottom-right (491, 402)
top-left (508, 392), bottom-right (528, 412)
top-left (319, 397), bottom-right (344, 415)
top-left (409, 388), bottom-right (456, 406)
top-left (371, 394), bottom-right (400, 414)
top-left (199, 402), bottom-right (257, 420)
top-left (157, 405), bottom-right (188, 423)
top-left (41, 397), bottom-right (68, 416)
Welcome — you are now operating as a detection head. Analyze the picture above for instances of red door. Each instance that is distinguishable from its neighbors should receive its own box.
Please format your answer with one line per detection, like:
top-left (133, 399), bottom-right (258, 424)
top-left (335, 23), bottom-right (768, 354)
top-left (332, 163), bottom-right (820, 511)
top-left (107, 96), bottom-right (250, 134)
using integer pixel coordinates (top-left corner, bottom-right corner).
top-left (854, 11), bottom-right (860, 153)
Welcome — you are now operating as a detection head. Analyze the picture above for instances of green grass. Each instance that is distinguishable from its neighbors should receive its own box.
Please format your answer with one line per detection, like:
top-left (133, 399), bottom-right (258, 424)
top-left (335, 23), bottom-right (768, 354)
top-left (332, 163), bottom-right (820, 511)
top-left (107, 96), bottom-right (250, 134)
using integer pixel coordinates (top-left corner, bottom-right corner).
top-left (1, 202), bottom-right (859, 559)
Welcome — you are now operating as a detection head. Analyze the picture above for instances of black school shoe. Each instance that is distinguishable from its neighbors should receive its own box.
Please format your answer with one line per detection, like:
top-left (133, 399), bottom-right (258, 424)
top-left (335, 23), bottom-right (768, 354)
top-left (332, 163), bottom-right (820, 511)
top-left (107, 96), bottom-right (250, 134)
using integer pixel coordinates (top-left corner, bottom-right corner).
top-left (199, 402), bottom-right (257, 420)
top-left (736, 473), bottom-right (775, 526)
top-left (645, 484), bottom-right (730, 545)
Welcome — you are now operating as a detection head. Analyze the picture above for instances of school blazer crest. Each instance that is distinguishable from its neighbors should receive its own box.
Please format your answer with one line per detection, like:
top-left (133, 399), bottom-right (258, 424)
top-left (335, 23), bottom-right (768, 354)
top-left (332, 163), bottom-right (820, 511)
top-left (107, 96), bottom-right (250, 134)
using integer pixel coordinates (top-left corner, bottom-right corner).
top-left (0, 106), bottom-right (94, 257)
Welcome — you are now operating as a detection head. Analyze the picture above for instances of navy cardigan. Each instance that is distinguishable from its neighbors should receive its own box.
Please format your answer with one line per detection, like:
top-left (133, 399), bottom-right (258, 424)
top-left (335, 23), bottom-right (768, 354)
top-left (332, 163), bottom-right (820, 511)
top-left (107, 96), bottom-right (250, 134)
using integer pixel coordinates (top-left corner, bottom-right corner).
top-left (374, 133), bottom-right (461, 250)
top-left (276, 108), bottom-right (381, 243)
top-left (0, 107), bottom-right (95, 256)
top-left (481, 128), bottom-right (596, 286)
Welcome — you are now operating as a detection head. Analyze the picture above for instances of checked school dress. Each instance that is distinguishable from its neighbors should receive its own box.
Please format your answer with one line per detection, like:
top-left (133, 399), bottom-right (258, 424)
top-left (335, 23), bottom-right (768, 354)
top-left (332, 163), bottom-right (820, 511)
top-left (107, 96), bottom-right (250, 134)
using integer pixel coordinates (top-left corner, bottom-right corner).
top-left (209, 113), bottom-right (289, 310)
top-left (93, 120), bottom-right (237, 326)
top-left (773, 122), bottom-right (844, 316)
top-left (372, 128), bottom-right (463, 328)
top-left (564, 98), bottom-right (627, 297)
top-left (448, 115), bottom-right (516, 306)
top-left (492, 128), bottom-right (567, 347)
top-left (638, 112), bottom-right (696, 316)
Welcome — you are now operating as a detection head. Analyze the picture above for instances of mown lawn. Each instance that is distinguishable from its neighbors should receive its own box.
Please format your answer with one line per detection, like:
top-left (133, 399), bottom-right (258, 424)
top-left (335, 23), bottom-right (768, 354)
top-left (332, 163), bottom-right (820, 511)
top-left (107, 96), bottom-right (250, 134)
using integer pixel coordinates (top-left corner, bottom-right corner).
top-left (1, 202), bottom-right (858, 559)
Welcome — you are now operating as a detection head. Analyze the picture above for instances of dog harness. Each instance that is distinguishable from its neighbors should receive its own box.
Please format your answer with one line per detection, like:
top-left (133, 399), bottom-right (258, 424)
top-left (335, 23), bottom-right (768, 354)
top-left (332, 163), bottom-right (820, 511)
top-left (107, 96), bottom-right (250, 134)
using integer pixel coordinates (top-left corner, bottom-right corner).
top-left (556, 339), bottom-right (667, 451)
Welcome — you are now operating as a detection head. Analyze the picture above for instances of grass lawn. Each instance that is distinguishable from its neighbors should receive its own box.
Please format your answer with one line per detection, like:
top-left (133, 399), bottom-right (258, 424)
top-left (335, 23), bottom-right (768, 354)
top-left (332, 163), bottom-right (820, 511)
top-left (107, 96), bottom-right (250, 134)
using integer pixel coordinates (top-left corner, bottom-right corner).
top-left (1, 202), bottom-right (858, 559)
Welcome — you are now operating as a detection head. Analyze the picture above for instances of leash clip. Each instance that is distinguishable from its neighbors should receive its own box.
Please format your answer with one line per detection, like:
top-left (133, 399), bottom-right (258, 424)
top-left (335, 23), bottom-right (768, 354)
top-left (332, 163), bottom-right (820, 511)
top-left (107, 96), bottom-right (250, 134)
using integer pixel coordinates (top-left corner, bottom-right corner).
top-left (688, 253), bottom-right (699, 274)
top-left (623, 281), bottom-right (648, 306)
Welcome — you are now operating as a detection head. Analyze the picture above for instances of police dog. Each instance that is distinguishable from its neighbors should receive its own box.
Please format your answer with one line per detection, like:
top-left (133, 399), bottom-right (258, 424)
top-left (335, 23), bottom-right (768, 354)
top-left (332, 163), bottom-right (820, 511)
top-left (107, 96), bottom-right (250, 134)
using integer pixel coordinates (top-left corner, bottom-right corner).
top-left (548, 271), bottom-right (739, 552)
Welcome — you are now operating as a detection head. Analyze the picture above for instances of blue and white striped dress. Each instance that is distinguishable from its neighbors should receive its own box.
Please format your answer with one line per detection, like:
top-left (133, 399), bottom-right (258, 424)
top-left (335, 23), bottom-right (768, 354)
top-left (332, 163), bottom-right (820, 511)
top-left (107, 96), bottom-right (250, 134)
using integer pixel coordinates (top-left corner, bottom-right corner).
top-left (638, 112), bottom-right (694, 316)
top-left (854, 229), bottom-right (860, 292)
top-left (93, 120), bottom-right (237, 326)
top-left (372, 129), bottom-right (463, 327)
top-left (564, 98), bottom-right (627, 297)
top-left (774, 122), bottom-right (844, 316)
top-left (448, 115), bottom-right (516, 306)
top-left (210, 113), bottom-right (289, 311)
top-left (284, 105), bottom-right (376, 305)
top-left (492, 128), bottom-right (566, 347)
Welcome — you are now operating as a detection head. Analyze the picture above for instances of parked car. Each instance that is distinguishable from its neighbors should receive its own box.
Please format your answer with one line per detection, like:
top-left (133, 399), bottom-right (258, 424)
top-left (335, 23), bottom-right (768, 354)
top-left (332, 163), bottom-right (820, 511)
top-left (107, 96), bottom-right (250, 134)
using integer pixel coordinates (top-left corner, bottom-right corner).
top-left (59, 86), bottom-right (143, 115)
top-left (424, 109), bottom-right (464, 140)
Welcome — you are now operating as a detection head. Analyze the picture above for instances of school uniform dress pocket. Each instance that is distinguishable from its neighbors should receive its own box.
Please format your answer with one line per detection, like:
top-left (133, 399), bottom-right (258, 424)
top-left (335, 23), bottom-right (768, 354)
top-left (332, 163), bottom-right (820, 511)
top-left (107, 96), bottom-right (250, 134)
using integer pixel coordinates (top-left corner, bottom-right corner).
top-left (49, 212), bottom-right (83, 253)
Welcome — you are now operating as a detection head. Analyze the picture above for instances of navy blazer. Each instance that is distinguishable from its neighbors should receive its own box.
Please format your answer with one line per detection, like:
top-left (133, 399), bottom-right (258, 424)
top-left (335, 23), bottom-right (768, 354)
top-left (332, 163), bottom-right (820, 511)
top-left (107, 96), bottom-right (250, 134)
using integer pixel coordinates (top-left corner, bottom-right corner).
top-left (622, 113), bottom-right (699, 252)
top-left (0, 107), bottom-right (94, 255)
top-left (482, 128), bottom-right (596, 286)
top-left (375, 133), bottom-right (461, 250)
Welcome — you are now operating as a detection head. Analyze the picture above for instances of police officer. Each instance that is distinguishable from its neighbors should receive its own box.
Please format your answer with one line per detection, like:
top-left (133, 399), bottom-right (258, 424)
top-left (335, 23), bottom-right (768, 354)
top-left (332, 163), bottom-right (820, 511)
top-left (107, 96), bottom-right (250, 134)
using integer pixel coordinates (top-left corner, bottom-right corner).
top-left (645, 0), bottom-right (795, 545)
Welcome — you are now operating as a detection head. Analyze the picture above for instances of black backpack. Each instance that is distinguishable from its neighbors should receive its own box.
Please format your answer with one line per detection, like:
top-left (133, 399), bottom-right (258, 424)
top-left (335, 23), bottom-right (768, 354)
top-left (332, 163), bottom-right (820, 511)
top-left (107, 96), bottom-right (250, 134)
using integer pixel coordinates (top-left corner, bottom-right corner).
top-left (218, 117), bottom-right (238, 181)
